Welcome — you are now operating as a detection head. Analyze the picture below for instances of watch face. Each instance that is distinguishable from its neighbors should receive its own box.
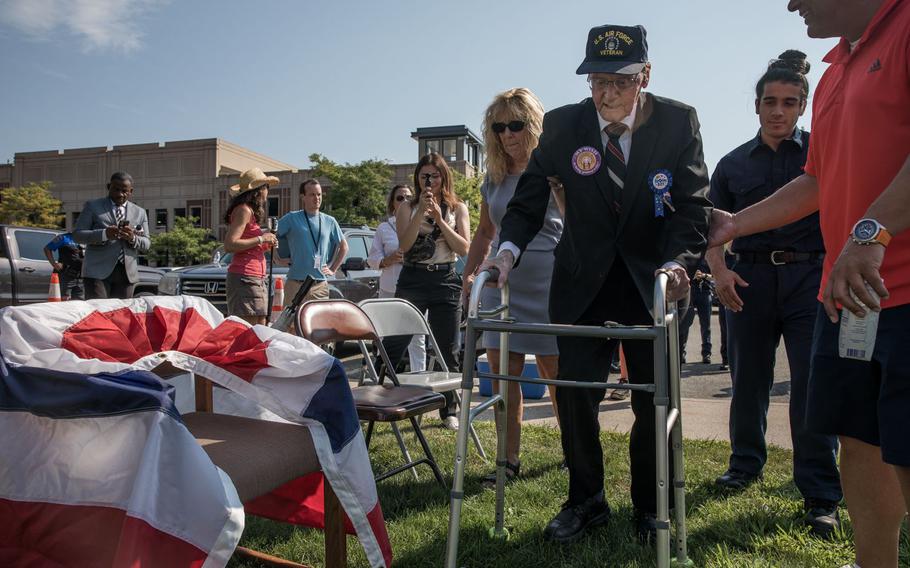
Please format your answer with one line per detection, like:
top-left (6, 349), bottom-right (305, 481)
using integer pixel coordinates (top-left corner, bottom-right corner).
top-left (854, 220), bottom-right (877, 240)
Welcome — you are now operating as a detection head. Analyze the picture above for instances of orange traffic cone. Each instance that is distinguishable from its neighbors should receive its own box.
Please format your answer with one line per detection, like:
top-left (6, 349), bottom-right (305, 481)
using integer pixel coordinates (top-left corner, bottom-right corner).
top-left (272, 277), bottom-right (285, 315)
top-left (48, 273), bottom-right (62, 302)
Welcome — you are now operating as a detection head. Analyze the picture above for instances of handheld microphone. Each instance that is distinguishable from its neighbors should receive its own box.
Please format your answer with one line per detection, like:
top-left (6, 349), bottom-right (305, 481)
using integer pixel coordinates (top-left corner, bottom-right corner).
top-left (422, 175), bottom-right (434, 224)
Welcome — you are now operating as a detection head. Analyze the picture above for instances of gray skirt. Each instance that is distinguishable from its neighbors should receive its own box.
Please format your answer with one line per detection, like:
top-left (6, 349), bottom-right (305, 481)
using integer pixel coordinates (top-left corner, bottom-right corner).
top-left (480, 249), bottom-right (558, 355)
top-left (226, 272), bottom-right (268, 317)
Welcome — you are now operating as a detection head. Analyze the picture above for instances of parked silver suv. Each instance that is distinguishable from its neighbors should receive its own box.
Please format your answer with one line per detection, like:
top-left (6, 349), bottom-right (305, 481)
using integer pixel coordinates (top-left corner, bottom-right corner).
top-left (157, 225), bottom-right (379, 314)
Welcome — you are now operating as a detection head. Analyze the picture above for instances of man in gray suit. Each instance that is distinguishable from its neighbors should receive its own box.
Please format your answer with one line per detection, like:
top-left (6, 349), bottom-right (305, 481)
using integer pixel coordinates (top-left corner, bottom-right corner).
top-left (73, 172), bottom-right (151, 299)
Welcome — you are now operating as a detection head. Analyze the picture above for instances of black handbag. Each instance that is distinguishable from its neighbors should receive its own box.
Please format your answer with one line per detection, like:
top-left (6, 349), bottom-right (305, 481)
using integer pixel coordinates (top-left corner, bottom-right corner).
top-left (404, 225), bottom-right (441, 263)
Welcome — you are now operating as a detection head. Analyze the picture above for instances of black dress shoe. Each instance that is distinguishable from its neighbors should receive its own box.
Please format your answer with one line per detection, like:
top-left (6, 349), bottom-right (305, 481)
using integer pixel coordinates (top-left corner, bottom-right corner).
top-left (702, 355), bottom-right (712, 364)
top-left (715, 469), bottom-right (762, 491)
top-left (804, 498), bottom-right (840, 537)
top-left (543, 496), bottom-right (611, 543)
top-left (633, 510), bottom-right (658, 544)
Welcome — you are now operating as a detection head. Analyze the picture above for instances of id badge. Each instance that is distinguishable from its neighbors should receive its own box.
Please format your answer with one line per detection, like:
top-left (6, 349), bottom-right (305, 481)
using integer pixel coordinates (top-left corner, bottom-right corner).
top-left (838, 286), bottom-right (880, 361)
top-left (313, 254), bottom-right (322, 269)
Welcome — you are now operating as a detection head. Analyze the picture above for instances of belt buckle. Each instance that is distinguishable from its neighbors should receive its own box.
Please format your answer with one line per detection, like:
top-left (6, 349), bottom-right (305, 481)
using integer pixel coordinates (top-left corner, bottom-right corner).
top-left (426, 263), bottom-right (436, 272)
top-left (770, 250), bottom-right (787, 266)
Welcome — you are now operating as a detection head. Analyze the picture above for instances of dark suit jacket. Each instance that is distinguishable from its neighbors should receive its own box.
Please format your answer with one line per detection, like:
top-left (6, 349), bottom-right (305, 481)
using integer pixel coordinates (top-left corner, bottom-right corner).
top-left (73, 198), bottom-right (151, 282)
top-left (499, 93), bottom-right (711, 324)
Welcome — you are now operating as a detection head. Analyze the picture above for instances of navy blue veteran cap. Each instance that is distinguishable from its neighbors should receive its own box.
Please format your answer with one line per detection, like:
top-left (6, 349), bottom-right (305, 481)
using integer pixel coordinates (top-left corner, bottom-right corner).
top-left (576, 24), bottom-right (648, 75)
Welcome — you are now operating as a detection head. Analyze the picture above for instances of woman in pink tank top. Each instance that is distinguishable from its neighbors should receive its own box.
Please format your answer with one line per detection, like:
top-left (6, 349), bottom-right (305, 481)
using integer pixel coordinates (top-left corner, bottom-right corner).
top-left (224, 168), bottom-right (279, 325)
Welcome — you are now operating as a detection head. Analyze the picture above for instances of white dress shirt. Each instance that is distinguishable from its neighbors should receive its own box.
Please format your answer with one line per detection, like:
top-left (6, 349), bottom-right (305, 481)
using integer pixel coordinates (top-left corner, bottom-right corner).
top-left (101, 200), bottom-right (128, 242)
top-left (367, 216), bottom-right (402, 294)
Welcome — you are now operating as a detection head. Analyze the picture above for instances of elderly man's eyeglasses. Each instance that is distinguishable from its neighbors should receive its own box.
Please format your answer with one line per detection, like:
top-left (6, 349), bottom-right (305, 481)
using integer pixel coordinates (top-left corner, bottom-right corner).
top-left (491, 120), bottom-right (526, 134)
top-left (587, 75), bottom-right (641, 92)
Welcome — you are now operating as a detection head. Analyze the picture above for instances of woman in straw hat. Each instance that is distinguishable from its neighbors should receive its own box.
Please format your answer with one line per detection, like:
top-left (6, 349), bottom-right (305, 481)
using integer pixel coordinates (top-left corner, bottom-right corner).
top-left (223, 167), bottom-right (279, 325)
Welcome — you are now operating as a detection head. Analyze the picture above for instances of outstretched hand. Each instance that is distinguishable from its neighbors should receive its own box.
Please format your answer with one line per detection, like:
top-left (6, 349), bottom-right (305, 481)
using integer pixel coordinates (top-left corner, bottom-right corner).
top-left (713, 266), bottom-right (749, 312)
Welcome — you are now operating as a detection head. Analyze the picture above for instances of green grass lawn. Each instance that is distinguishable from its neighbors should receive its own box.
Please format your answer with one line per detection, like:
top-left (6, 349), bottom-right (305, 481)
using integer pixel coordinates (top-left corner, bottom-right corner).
top-left (231, 420), bottom-right (908, 567)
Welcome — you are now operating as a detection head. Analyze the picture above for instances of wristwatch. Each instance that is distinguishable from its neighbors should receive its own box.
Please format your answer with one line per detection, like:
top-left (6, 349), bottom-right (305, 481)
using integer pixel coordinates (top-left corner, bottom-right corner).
top-left (851, 218), bottom-right (892, 247)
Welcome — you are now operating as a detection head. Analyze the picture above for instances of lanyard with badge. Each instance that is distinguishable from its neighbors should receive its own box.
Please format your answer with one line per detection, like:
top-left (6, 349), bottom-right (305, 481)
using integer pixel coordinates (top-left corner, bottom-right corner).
top-left (306, 212), bottom-right (322, 269)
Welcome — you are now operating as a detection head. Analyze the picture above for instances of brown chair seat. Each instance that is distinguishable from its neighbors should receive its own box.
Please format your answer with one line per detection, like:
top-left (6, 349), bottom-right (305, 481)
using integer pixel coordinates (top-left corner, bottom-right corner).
top-left (352, 384), bottom-right (446, 422)
top-left (183, 412), bottom-right (321, 503)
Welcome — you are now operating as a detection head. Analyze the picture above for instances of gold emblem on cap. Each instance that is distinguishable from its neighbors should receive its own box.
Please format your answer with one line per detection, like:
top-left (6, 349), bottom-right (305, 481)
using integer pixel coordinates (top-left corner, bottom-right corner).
top-left (593, 30), bottom-right (635, 56)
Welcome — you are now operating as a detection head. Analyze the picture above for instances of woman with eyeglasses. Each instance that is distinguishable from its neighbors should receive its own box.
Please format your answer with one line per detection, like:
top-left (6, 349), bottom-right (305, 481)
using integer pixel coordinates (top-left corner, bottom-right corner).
top-left (223, 168), bottom-right (279, 326)
top-left (462, 87), bottom-right (564, 484)
top-left (367, 184), bottom-right (427, 372)
top-left (383, 153), bottom-right (471, 430)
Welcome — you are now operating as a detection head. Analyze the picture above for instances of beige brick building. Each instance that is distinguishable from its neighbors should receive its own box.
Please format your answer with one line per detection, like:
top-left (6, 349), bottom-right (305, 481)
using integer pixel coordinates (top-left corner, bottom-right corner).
top-left (2, 125), bottom-right (484, 253)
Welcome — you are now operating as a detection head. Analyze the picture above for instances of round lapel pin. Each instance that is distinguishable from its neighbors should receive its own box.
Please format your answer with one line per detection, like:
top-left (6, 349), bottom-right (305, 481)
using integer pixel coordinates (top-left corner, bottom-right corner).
top-left (572, 146), bottom-right (601, 176)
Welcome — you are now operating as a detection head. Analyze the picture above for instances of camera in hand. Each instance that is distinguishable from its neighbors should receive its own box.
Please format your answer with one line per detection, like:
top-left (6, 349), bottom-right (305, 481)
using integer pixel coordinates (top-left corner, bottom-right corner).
top-left (118, 219), bottom-right (130, 228)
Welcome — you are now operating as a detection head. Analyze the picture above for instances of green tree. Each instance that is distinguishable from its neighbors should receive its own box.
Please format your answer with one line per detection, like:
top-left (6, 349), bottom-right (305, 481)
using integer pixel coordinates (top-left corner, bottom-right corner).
top-left (452, 171), bottom-right (483, 234)
top-left (309, 153), bottom-right (391, 227)
top-left (149, 217), bottom-right (220, 267)
top-left (0, 182), bottom-right (64, 228)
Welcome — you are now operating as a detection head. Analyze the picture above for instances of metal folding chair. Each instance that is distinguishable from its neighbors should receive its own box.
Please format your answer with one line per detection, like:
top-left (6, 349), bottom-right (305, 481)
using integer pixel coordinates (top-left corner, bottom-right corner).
top-left (297, 299), bottom-right (448, 486)
top-left (445, 270), bottom-right (692, 568)
top-left (358, 297), bottom-right (487, 459)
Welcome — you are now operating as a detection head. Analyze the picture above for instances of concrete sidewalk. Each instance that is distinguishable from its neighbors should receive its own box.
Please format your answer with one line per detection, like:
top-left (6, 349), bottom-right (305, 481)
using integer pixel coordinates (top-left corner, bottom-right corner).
top-left (471, 393), bottom-right (794, 450)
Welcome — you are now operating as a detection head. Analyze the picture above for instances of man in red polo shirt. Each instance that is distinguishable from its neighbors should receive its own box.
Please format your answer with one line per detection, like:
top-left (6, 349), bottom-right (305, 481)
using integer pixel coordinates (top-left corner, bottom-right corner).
top-left (709, 1), bottom-right (910, 566)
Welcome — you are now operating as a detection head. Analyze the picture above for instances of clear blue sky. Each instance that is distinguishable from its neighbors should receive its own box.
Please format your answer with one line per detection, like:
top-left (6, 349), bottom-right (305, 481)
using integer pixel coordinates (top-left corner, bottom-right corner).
top-left (0, 0), bottom-right (834, 174)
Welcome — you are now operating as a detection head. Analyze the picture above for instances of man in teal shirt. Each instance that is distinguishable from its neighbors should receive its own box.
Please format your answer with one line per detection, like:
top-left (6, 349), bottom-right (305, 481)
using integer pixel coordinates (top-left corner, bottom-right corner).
top-left (277, 179), bottom-right (348, 305)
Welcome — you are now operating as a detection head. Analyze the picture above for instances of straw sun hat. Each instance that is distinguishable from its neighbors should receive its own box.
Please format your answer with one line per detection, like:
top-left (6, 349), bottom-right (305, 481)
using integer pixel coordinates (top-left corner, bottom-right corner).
top-left (229, 167), bottom-right (280, 197)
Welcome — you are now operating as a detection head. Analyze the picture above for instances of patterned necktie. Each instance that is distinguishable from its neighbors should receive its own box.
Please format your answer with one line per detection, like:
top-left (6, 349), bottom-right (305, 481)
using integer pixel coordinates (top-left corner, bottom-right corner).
top-left (114, 206), bottom-right (125, 263)
top-left (604, 122), bottom-right (627, 213)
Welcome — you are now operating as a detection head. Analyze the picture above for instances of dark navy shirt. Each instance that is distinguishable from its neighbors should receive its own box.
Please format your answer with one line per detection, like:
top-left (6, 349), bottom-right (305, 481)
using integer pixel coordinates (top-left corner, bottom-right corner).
top-left (709, 128), bottom-right (824, 253)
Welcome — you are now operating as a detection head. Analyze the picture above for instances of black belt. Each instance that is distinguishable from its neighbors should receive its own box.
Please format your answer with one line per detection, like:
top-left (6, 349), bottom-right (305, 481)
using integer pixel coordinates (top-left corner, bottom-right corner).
top-left (735, 251), bottom-right (824, 265)
top-left (402, 261), bottom-right (454, 272)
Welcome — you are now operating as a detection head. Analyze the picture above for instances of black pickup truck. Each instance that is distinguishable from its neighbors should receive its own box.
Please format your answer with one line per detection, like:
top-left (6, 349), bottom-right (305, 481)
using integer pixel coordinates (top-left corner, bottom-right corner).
top-left (0, 224), bottom-right (165, 307)
top-left (156, 225), bottom-right (380, 314)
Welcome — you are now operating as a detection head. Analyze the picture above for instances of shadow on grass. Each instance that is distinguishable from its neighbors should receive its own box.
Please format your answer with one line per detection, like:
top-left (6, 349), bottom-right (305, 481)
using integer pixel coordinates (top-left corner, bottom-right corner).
top-left (234, 423), bottom-right (860, 567)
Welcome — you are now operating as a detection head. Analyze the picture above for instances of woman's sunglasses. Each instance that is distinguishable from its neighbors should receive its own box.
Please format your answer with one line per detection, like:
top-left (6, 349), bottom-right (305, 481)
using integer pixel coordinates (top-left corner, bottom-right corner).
top-left (491, 120), bottom-right (526, 134)
top-left (394, 195), bottom-right (410, 202)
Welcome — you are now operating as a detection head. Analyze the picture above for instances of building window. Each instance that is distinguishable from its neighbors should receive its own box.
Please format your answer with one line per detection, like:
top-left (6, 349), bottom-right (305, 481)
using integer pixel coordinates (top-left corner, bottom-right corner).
top-left (426, 140), bottom-right (440, 154)
top-left (267, 195), bottom-right (279, 219)
top-left (443, 139), bottom-right (457, 161)
top-left (189, 206), bottom-right (203, 227)
top-left (155, 209), bottom-right (168, 229)
top-left (71, 212), bottom-right (80, 228)
top-left (174, 207), bottom-right (186, 219)
top-left (186, 199), bottom-right (211, 228)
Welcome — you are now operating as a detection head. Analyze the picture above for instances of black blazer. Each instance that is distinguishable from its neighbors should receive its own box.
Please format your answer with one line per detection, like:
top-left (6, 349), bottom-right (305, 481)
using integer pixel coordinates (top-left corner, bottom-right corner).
top-left (499, 93), bottom-right (712, 324)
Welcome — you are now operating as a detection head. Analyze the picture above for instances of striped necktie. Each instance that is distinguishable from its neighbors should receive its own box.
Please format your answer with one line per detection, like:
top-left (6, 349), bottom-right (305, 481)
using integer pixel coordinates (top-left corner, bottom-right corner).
top-left (604, 122), bottom-right (627, 213)
top-left (114, 206), bottom-right (125, 263)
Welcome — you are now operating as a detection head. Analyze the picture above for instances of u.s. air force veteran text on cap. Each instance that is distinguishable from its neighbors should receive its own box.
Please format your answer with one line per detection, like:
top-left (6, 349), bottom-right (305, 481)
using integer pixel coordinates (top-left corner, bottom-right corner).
top-left (576, 24), bottom-right (649, 75)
